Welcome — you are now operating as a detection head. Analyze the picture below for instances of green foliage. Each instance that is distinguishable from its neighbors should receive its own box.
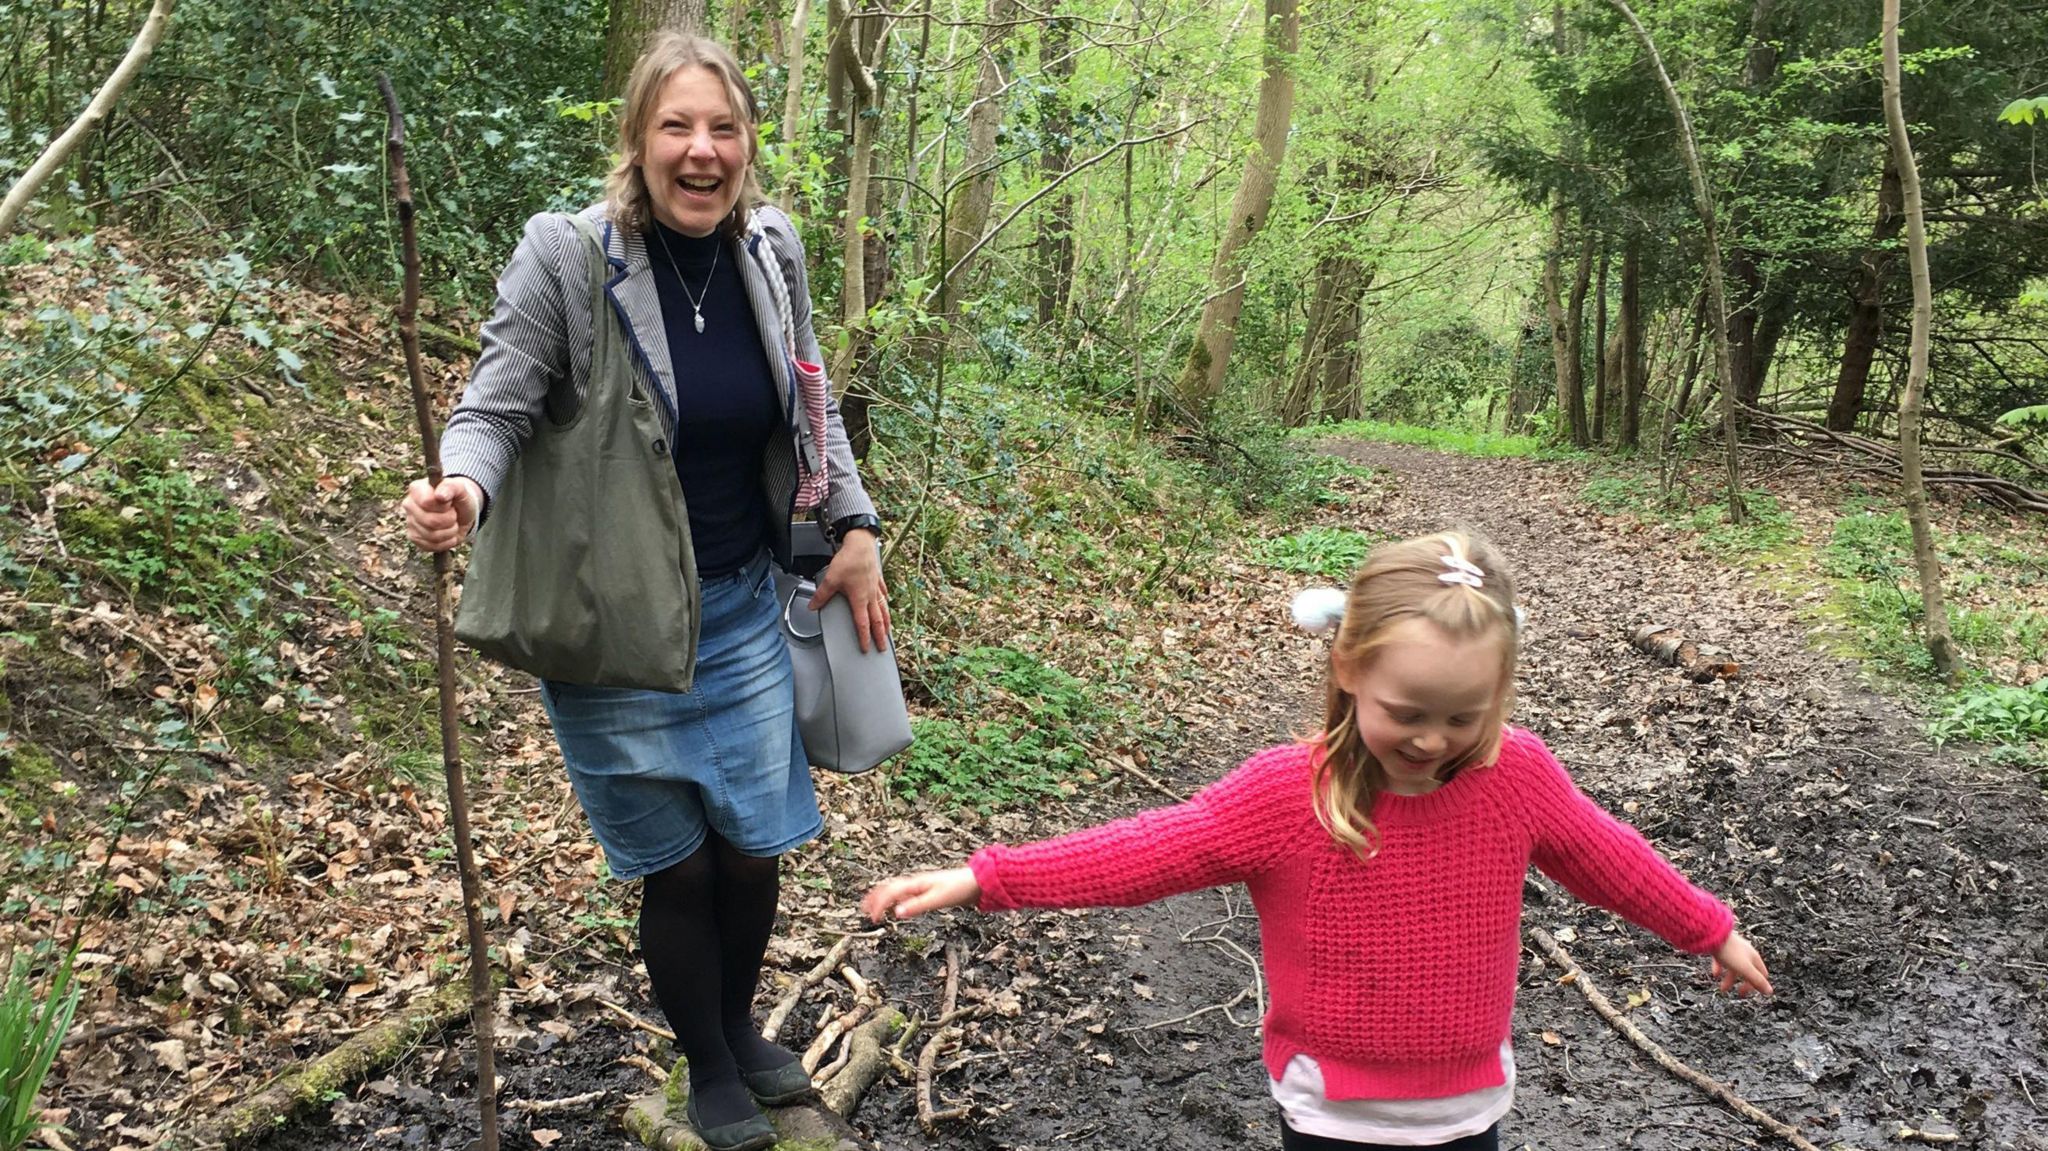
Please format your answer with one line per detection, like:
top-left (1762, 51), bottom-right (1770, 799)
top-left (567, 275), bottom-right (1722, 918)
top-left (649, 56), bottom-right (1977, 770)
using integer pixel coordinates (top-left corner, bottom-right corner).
top-left (1252, 527), bottom-right (1382, 580)
top-left (57, 448), bottom-right (290, 616)
top-left (1687, 492), bottom-right (1798, 559)
top-left (1357, 319), bottom-right (1507, 427)
top-left (1928, 681), bottom-right (2048, 749)
top-left (0, 947), bottom-right (80, 1151)
top-left (1998, 97), bottom-right (2048, 125)
top-left (892, 647), bottom-right (1125, 809)
top-left (0, 237), bottom-right (46, 268)
top-left (1308, 419), bottom-right (1570, 460)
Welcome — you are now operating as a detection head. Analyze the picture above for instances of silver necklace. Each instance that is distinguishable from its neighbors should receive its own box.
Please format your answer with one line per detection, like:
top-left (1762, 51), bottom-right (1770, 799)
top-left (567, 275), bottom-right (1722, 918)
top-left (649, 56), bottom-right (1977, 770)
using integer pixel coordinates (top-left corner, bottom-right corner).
top-left (654, 226), bottom-right (719, 333)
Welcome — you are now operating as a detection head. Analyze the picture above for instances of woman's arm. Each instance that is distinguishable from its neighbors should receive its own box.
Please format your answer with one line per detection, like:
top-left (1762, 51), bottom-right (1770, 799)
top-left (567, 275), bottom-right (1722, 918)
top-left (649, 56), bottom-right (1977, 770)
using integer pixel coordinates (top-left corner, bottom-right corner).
top-left (754, 205), bottom-right (889, 645)
top-left (436, 211), bottom-right (583, 523)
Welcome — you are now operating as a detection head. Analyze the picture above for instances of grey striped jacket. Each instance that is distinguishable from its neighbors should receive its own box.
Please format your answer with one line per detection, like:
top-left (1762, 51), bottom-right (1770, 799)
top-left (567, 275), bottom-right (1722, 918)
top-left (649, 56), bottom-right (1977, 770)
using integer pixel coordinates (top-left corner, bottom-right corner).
top-left (439, 201), bottom-right (876, 557)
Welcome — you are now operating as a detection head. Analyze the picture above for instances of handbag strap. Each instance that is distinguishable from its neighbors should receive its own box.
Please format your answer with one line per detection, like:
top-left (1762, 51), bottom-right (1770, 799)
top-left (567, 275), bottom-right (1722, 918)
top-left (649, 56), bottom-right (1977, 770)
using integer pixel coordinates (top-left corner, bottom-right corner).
top-left (747, 217), bottom-right (832, 506)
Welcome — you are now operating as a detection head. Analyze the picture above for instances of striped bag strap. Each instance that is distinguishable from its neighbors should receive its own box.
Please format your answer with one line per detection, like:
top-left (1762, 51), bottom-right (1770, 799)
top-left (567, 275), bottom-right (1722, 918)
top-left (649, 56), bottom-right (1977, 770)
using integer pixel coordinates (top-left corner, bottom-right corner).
top-left (750, 219), bottom-right (831, 510)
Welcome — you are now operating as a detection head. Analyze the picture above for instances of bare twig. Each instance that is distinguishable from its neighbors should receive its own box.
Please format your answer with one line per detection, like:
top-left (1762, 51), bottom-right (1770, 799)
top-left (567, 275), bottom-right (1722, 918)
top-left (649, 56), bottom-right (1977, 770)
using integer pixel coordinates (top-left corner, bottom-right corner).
top-left (917, 944), bottom-right (971, 1129)
top-left (1528, 928), bottom-right (1818, 1151)
top-left (596, 997), bottom-right (675, 1041)
top-left (764, 933), bottom-right (870, 1043)
top-left (504, 1089), bottom-right (607, 1115)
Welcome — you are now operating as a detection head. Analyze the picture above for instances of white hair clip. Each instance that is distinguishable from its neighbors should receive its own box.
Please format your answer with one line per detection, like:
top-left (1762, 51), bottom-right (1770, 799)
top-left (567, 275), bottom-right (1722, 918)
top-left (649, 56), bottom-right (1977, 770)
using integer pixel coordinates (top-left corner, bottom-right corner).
top-left (1514, 605), bottom-right (1527, 631)
top-left (1439, 555), bottom-right (1486, 588)
top-left (1291, 587), bottom-right (1348, 634)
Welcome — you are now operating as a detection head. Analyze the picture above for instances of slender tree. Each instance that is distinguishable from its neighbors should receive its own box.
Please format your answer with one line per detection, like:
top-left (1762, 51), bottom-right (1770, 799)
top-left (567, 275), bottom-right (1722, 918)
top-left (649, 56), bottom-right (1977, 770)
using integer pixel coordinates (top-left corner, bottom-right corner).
top-left (1174, 0), bottom-right (1300, 413)
top-left (1607, 0), bottom-right (1746, 522)
top-left (1827, 158), bottom-right (1904, 432)
top-left (1880, 0), bottom-right (1959, 681)
top-left (935, 0), bottom-right (1020, 301)
top-left (0, 0), bottom-right (175, 237)
top-left (1619, 236), bottom-right (1645, 447)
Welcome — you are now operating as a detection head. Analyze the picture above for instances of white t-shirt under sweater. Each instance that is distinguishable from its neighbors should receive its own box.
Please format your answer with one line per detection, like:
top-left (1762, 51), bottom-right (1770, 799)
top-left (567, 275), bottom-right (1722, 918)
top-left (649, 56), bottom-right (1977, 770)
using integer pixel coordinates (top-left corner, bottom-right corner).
top-left (1271, 1041), bottom-right (1514, 1145)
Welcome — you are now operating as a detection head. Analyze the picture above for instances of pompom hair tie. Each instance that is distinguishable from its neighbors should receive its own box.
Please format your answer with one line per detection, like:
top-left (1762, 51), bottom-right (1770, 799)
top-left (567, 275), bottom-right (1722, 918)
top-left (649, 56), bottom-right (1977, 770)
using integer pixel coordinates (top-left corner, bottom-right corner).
top-left (1291, 588), bottom-right (1348, 634)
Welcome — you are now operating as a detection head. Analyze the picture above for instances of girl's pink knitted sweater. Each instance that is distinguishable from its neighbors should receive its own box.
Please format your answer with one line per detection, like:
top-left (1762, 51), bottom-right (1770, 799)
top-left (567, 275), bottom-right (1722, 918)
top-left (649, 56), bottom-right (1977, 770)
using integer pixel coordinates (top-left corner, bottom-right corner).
top-left (967, 726), bottom-right (1734, 1101)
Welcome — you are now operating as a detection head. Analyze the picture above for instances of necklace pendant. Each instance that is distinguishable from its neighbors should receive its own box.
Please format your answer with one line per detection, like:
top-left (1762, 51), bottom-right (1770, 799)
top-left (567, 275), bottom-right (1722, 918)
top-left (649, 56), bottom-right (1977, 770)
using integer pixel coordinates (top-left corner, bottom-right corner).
top-left (693, 311), bottom-right (705, 334)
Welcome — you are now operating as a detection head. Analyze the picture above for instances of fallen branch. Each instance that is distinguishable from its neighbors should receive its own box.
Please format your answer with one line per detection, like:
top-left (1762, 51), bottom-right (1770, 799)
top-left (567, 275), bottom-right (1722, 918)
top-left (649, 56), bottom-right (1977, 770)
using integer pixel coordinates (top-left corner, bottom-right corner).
top-left (917, 944), bottom-right (970, 1130)
top-left (168, 978), bottom-right (478, 1149)
top-left (818, 1009), bottom-right (908, 1118)
top-left (505, 1089), bottom-right (607, 1115)
top-left (598, 997), bottom-right (675, 1041)
top-left (1527, 928), bottom-right (1819, 1151)
top-left (1630, 624), bottom-right (1740, 680)
top-left (763, 933), bottom-right (863, 1043)
top-left (804, 1001), bottom-right (873, 1075)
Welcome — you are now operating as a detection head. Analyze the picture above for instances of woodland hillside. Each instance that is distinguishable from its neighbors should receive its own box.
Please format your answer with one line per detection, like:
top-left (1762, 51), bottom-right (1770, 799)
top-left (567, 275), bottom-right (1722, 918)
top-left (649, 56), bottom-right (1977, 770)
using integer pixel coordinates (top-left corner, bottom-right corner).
top-left (2, 1), bottom-right (2046, 1150)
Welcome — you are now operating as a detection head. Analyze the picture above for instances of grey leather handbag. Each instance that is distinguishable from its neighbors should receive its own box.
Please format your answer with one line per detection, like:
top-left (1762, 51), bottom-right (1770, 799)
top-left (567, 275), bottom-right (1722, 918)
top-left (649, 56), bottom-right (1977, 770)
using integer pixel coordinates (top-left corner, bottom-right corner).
top-left (775, 523), bottom-right (913, 774)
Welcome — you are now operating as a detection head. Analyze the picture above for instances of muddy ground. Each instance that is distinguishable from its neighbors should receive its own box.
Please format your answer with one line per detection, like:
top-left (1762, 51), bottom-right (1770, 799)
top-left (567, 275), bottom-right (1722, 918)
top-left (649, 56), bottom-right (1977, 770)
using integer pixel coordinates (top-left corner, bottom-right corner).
top-left (257, 440), bottom-right (2048, 1151)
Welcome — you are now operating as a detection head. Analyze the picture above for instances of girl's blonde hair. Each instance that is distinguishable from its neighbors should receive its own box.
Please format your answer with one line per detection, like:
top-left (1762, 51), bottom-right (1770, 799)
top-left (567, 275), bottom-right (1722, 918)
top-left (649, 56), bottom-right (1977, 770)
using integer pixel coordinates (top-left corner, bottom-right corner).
top-left (605, 33), bottom-right (765, 239)
top-left (1311, 530), bottom-right (1520, 858)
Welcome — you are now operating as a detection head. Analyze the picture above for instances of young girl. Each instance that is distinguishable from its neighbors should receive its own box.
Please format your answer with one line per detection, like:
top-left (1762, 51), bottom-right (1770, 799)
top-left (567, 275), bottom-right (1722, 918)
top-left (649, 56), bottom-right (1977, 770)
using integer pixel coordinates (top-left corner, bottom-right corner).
top-left (862, 531), bottom-right (1771, 1150)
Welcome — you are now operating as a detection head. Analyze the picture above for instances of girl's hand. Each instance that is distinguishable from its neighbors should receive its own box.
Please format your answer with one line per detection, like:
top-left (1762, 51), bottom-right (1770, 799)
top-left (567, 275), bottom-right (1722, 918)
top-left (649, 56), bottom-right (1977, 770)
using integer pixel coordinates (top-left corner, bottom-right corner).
top-left (809, 528), bottom-right (891, 652)
top-left (862, 868), bottom-right (980, 922)
top-left (1710, 930), bottom-right (1773, 997)
top-left (402, 476), bottom-right (482, 552)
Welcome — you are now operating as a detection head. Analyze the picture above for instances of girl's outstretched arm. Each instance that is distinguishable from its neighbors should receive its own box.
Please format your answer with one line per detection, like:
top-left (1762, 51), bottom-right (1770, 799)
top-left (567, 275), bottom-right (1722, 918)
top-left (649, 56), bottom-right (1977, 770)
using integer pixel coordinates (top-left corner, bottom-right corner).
top-left (862, 867), bottom-right (980, 922)
top-left (1711, 930), bottom-right (1773, 996)
top-left (864, 744), bottom-right (1313, 919)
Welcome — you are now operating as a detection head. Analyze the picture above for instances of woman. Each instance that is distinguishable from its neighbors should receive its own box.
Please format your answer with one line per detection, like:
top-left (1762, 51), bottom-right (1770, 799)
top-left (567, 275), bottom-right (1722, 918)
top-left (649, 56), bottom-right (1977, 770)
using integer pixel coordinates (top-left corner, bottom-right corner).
top-left (401, 33), bottom-right (887, 1151)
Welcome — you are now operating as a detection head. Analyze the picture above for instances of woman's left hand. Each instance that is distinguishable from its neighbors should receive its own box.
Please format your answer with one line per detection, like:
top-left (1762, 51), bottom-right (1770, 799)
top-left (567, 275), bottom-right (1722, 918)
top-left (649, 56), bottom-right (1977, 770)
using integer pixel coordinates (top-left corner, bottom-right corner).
top-left (809, 528), bottom-right (891, 652)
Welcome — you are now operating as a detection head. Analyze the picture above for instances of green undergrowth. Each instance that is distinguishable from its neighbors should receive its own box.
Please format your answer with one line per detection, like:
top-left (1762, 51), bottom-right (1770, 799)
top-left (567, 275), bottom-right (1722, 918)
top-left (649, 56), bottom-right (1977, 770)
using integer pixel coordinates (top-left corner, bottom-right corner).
top-left (0, 242), bottom-right (452, 836)
top-left (1253, 526), bottom-right (1385, 579)
top-left (1575, 463), bottom-right (2047, 767)
top-left (1577, 470), bottom-right (1801, 559)
top-left (895, 645), bottom-right (1143, 810)
top-left (1301, 418), bottom-right (1582, 460)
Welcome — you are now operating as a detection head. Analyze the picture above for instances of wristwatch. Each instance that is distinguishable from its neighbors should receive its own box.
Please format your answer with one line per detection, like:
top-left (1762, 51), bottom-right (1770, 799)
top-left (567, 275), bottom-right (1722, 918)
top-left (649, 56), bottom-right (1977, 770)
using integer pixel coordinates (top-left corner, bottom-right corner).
top-left (829, 513), bottom-right (882, 545)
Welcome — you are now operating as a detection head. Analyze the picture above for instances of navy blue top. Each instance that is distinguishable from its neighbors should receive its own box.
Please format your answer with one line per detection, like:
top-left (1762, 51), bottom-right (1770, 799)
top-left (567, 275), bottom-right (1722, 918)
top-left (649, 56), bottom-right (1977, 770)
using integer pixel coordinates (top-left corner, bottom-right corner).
top-left (647, 220), bottom-right (781, 579)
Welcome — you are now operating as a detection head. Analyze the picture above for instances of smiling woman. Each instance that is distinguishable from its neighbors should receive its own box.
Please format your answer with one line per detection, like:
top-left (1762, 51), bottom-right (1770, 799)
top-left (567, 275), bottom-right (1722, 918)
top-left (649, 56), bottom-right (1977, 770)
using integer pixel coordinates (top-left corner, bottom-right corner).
top-left (396, 31), bottom-right (889, 1151)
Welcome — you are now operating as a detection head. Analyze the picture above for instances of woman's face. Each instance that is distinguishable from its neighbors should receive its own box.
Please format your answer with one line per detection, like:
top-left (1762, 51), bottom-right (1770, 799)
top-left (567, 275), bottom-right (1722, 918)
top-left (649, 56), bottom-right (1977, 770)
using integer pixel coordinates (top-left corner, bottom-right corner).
top-left (636, 65), bottom-right (749, 237)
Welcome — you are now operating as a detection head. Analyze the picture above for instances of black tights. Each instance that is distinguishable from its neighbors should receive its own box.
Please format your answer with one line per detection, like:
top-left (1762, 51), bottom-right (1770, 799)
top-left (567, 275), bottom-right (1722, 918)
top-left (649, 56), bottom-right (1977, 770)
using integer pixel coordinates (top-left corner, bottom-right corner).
top-left (640, 833), bottom-right (791, 1127)
top-left (1281, 1122), bottom-right (1499, 1150)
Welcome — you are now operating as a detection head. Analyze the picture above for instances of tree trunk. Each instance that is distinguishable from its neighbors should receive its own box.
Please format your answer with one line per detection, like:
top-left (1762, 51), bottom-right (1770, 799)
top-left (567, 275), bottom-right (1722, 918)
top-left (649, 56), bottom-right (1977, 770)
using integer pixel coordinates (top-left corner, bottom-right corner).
top-left (1608, 0), bottom-right (1745, 523)
top-left (0, 0), bottom-right (176, 238)
top-left (1593, 241), bottom-right (1610, 444)
top-left (604, 0), bottom-right (708, 100)
top-left (1881, 0), bottom-right (1958, 682)
top-left (1563, 222), bottom-right (1594, 447)
top-left (831, 1), bottom-right (884, 458)
top-left (1620, 236), bottom-right (1645, 447)
top-left (1725, 0), bottom-right (1778, 413)
top-left (936, 0), bottom-right (1019, 301)
top-left (1173, 0), bottom-right (1300, 413)
top-left (1543, 196), bottom-right (1572, 440)
top-left (1827, 158), bottom-right (1904, 431)
top-left (777, 0), bottom-right (812, 213)
top-left (1036, 10), bottom-right (1075, 324)
top-left (1283, 255), bottom-right (1368, 425)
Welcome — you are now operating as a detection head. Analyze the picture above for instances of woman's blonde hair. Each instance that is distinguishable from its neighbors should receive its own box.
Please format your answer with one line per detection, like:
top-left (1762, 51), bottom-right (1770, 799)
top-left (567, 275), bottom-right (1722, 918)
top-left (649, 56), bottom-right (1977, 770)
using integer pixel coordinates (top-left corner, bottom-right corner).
top-left (605, 33), bottom-right (765, 238)
top-left (1310, 530), bottom-right (1520, 858)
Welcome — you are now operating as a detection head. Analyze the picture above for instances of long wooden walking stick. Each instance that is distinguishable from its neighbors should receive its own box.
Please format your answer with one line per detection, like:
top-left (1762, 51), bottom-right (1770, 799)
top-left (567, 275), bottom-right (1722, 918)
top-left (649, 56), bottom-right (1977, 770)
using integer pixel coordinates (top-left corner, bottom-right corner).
top-left (379, 73), bottom-right (501, 1151)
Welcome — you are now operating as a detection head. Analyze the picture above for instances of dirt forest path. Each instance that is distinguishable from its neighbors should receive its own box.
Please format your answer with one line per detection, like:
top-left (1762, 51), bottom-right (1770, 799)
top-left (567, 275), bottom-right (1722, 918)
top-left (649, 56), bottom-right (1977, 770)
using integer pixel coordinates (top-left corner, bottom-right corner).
top-left (851, 440), bottom-right (2048, 1151)
top-left (261, 440), bottom-right (2048, 1151)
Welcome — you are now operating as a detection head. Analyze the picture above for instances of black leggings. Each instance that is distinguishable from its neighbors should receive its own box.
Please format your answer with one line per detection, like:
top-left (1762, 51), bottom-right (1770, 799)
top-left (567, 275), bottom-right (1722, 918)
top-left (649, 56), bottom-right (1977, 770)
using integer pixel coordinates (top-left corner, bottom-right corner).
top-left (1280, 1121), bottom-right (1499, 1151)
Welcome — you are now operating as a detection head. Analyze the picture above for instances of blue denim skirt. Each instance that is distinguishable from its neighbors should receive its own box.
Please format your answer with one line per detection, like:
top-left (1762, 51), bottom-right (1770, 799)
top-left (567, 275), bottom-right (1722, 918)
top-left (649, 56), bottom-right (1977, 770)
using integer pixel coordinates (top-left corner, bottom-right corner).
top-left (539, 549), bottom-right (820, 879)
